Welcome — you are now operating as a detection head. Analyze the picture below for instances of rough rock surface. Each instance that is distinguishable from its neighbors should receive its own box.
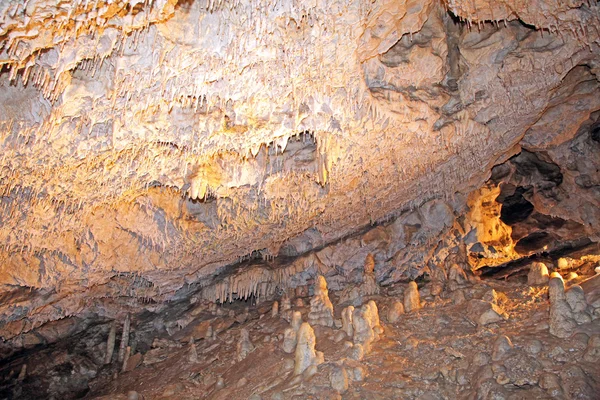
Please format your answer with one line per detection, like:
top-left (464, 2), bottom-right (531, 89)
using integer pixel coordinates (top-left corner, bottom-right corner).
top-left (0, 0), bottom-right (599, 347)
top-left (0, 0), bottom-right (600, 397)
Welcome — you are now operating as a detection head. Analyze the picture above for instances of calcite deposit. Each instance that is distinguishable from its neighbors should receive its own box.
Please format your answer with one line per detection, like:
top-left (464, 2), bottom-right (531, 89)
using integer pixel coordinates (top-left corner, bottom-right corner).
top-left (0, 0), bottom-right (600, 398)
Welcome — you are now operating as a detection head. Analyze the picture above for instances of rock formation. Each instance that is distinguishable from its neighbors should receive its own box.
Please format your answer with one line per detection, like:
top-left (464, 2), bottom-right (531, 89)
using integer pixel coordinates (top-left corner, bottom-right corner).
top-left (294, 323), bottom-right (322, 376)
top-left (549, 273), bottom-right (577, 338)
top-left (352, 301), bottom-right (382, 354)
top-left (528, 262), bottom-right (550, 286)
top-left (341, 306), bottom-right (355, 337)
top-left (271, 301), bottom-right (279, 318)
top-left (387, 301), bottom-right (405, 323)
top-left (404, 282), bottom-right (421, 313)
top-left (0, 0), bottom-right (599, 398)
top-left (308, 276), bottom-right (334, 327)
top-left (118, 314), bottom-right (131, 363)
top-left (339, 253), bottom-right (380, 304)
top-left (188, 337), bottom-right (198, 364)
top-left (282, 311), bottom-right (303, 354)
top-left (104, 322), bottom-right (117, 365)
top-left (236, 328), bottom-right (255, 362)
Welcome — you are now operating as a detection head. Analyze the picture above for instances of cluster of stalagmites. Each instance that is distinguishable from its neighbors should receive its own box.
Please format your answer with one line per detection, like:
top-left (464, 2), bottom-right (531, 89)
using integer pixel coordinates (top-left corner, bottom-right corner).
top-left (548, 272), bottom-right (595, 338)
top-left (275, 273), bottom-right (385, 393)
top-left (524, 260), bottom-right (599, 339)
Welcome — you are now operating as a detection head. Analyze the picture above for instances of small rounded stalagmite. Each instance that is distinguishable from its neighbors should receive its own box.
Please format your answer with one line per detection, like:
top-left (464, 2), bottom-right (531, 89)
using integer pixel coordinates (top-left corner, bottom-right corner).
top-left (404, 281), bottom-right (421, 313)
top-left (528, 262), bottom-right (549, 286)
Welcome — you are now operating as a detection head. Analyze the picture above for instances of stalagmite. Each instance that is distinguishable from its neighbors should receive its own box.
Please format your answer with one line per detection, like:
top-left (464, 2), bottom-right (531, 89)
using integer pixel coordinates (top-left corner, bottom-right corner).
top-left (352, 301), bottom-right (382, 354)
top-left (387, 301), bottom-right (405, 323)
top-left (121, 346), bottom-right (131, 372)
top-left (118, 314), bottom-right (131, 363)
top-left (281, 294), bottom-right (291, 312)
top-left (283, 311), bottom-right (303, 353)
top-left (448, 264), bottom-right (468, 291)
top-left (291, 311), bottom-right (303, 332)
top-left (330, 366), bottom-right (349, 394)
top-left (308, 275), bottom-right (334, 327)
top-left (566, 285), bottom-right (592, 324)
top-left (341, 306), bottom-right (354, 337)
top-left (362, 253), bottom-right (379, 296)
top-left (104, 321), bottom-right (117, 365)
top-left (17, 364), bottom-right (26, 382)
top-left (404, 282), bottom-right (421, 313)
top-left (188, 337), bottom-right (198, 363)
top-left (528, 262), bottom-right (549, 286)
top-left (271, 301), bottom-right (279, 317)
top-left (294, 322), bottom-right (323, 376)
top-left (549, 273), bottom-right (576, 338)
top-left (236, 328), bottom-right (254, 362)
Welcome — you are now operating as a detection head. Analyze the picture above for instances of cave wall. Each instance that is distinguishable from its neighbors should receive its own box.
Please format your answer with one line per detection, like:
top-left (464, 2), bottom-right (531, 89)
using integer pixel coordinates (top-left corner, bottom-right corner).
top-left (0, 0), bottom-right (599, 380)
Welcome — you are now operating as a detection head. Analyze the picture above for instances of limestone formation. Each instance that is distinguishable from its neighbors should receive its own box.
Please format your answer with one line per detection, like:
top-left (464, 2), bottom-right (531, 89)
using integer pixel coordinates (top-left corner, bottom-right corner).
top-left (387, 301), bottom-right (405, 323)
top-left (583, 335), bottom-right (600, 363)
top-left (17, 364), bottom-right (26, 382)
top-left (291, 311), bottom-right (303, 332)
top-left (565, 285), bottom-right (591, 324)
top-left (549, 274), bottom-right (577, 338)
top-left (118, 314), bottom-right (131, 363)
top-left (528, 262), bottom-right (549, 286)
top-left (282, 311), bottom-right (303, 354)
top-left (121, 346), bottom-right (131, 372)
top-left (281, 295), bottom-right (291, 312)
top-left (236, 329), bottom-right (255, 362)
top-left (404, 282), bottom-right (421, 313)
top-left (361, 253), bottom-right (380, 296)
top-left (271, 301), bottom-right (279, 318)
top-left (308, 276), bottom-right (334, 327)
top-left (330, 366), bottom-right (349, 394)
top-left (352, 301), bottom-right (382, 354)
top-left (492, 335), bottom-right (513, 361)
top-left (282, 328), bottom-right (298, 354)
top-left (338, 254), bottom-right (380, 304)
top-left (341, 306), bottom-right (354, 337)
top-left (366, 300), bottom-right (383, 335)
top-left (1, 0), bottom-right (600, 397)
top-left (104, 322), bottom-right (117, 365)
top-left (294, 323), bottom-right (322, 376)
top-left (188, 337), bottom-right (198, 363)
top-left (449, 264), bottom-right (468, 284)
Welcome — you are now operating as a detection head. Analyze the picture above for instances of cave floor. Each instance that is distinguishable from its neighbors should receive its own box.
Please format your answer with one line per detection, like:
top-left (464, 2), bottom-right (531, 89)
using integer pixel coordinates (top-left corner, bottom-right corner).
top-left (87, 275), bottom-right (600, 400)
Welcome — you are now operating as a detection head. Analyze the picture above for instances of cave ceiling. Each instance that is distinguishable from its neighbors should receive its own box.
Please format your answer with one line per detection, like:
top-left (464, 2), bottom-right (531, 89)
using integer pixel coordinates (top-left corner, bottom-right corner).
top-left (0, 0), bottom-right (599, 336)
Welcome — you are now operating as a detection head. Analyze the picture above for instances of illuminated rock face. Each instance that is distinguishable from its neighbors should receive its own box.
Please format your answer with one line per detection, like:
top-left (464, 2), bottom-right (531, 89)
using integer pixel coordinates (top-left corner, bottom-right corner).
top-left (0, 0), bottom-right (599, 357)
